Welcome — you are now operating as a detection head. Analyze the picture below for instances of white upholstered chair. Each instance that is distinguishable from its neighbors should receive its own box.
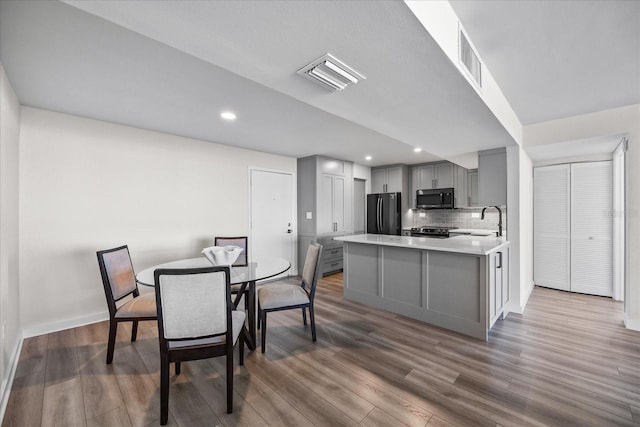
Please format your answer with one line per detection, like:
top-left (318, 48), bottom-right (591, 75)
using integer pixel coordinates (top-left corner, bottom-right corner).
top-left (154, 266), bottom-right (245, 425)
top-left (257, 242), bottom-right (323, 353)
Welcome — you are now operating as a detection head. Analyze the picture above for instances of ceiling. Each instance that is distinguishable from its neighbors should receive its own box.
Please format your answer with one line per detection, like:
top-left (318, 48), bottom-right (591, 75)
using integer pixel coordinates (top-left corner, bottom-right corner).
top-left (450, 0), bottom-right (640, 126)
top-left (1, 1), bottom-right (637, 167)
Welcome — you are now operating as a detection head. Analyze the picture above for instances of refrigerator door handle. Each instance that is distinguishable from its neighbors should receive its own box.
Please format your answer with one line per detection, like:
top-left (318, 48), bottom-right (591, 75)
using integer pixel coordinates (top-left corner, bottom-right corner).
top-left (380, 198), bottom-right (384, 233)
top-left (377, 198), bottom-right (382, 232)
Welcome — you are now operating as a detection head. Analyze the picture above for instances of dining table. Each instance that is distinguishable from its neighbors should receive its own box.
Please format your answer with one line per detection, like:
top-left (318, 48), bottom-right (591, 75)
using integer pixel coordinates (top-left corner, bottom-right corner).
top-left (136, 256), bottom-right (291, 351)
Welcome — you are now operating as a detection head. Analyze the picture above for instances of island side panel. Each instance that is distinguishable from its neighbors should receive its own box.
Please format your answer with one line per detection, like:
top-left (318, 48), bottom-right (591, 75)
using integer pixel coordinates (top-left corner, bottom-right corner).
top-left (343, 241), bottom-right (489, 340)
top-left (426, 252), bottom-right (486, 339)
top-left (381, 246), bottom-right (422, 306)
top-left (343, 242), bottom-right (379, 297)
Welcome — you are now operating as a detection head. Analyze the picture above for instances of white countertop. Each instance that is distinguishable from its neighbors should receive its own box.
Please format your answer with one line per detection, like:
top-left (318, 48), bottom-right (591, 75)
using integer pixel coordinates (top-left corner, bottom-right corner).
top-left (334, 233), bottom-right (509, 255)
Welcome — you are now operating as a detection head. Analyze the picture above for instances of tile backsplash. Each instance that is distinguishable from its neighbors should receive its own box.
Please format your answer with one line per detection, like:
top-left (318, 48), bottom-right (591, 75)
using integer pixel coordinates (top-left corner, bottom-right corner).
top-left (407, 207), bottom-right (506, 231)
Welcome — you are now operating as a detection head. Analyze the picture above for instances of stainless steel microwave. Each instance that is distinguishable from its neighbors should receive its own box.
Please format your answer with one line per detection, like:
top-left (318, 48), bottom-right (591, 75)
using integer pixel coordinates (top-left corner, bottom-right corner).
top-left (416, 188), bottom-right (455, 209)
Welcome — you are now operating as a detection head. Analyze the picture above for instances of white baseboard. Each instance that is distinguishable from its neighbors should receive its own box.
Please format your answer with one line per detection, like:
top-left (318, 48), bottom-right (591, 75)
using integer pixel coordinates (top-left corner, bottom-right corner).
top-left (509, 281), bottom-right (534, 315)
top-left (22, 311), bottom-right (109, 339)
top-left (0, 336), bottom-right (23, 424)
top-left (624, 314), bottom-right (640, 331)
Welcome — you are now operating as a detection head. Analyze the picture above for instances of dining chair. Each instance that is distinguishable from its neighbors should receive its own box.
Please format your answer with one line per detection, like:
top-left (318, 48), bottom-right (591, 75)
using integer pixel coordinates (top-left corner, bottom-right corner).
top-left (154, 266), bottom-right (245, 425)
top-left (214, 236), bottom-right (249, 309)
top-left (257, 242), bottom-right (323, 353)
top-left (214, 236), bottom-right (248, 266)
top-left (96, 245), bottom-right (157, 364)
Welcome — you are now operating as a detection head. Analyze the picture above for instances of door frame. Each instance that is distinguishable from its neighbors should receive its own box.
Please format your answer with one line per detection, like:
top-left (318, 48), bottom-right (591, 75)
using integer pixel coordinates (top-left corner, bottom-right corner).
top-left (248, 167), bottom-right (297, 276)
top-left (613, 138), bottom-right (626, 301)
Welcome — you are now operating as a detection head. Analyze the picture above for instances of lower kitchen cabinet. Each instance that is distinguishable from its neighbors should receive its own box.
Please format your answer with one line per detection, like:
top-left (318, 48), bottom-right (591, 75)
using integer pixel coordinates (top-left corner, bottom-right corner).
top-left (317, 236), bottom-right (344, 276)
top-left (489, 247), bottom-right (509, 328)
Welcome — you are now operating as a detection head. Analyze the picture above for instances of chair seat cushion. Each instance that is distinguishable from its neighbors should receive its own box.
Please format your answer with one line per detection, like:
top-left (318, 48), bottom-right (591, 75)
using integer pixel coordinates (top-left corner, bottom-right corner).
top-left (258, 284), bottom-right (309, 310)
top-left (168, 311), bottom-right (246, 348)
top-left (115, 292), bottom-right (157, 319)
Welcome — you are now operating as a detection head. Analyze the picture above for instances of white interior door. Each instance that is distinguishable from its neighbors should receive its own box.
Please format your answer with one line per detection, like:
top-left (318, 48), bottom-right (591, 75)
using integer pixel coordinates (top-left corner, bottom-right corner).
top-left (534, 164), bottom-right (571, 291)
top-left (250, 169), bottom-right (294, 277)
top-left (571, 161), bottom-right (613, 296)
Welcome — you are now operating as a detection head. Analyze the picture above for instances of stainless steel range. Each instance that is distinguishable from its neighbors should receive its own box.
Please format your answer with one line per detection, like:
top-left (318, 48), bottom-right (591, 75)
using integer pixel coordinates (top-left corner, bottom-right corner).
top-left (409, 226), bottom-right (458, 238)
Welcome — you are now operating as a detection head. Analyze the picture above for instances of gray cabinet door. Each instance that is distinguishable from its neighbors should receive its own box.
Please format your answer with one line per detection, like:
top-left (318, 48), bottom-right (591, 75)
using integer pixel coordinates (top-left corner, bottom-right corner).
top-left (371, 169), bottom-right (386, 193)
top-left (478, 148), bottom-right (507, 206)
top-left (318, 174), bottom-right (334, 234)
top-left (385, 166), bottom-right (403, 192)
top-left (318, 174), bottom-right (346, 233)
top-left (333, 176), bottom-right (346, 232)
top-left (434, 162), bottom-right (454, 188)
top-left (417, 165), bottom-right (435, 189)
top-left (467, 170), bottom-right (479, 206)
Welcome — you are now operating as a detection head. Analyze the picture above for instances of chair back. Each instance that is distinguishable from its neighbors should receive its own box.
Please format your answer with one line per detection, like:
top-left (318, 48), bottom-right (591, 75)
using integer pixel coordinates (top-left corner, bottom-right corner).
top-left (301, 243), bottom-right (323, 301)
top-left (214, 236), bottom-right (248, 266)
top-left (154, 267), bottom-right (232, 344)
top-left (97, 245), bottom-right (139, 315)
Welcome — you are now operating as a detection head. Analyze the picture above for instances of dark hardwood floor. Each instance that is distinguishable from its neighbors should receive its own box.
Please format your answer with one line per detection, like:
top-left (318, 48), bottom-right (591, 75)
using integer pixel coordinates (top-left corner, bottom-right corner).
top-left (3, 273), bottom-right (640, 426)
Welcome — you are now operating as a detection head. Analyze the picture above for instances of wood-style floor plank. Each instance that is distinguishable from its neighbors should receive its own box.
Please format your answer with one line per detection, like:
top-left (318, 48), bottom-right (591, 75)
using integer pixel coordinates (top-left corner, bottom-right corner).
top-left (3, 277), bottom-right (640, 427)
top-left (1, 369), bottom-right (45, 427)
top-left (41, 376), bottom-right (86, 427)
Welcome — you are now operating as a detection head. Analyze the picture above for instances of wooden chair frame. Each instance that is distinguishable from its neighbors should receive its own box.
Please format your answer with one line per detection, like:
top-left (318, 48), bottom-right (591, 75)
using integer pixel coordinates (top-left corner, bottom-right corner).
top-left (96, 245), bottom-right (157, 364)
top-left (154, 266), bottom-right (244, 425)
top-left (215, 236), bottom-right (250, 309)
top-left (257, 243), bottom-right (323, 353)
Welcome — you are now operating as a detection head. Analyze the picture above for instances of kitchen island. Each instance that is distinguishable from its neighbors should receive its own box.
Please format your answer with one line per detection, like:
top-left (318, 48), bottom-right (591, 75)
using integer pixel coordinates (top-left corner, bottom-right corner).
top-left (334, 234), bottom-right (510, 340)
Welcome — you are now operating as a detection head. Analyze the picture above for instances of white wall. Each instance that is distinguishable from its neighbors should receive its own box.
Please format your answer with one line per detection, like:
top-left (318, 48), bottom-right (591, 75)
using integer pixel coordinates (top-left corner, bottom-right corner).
top-left (524, 104), bottom-right (640, 329)
top-left (19, 107), bottom-right (296, 335)
top-left (506, 146), bottom-right (534, 314)
top-left (0, 64), bottom-right (21, 417)
top-left (353, 163), bottom-right (372, 194)
top-left (518, 149), bottom-right (534, 310)
top-left (404, 0), bottom-right (523, 145)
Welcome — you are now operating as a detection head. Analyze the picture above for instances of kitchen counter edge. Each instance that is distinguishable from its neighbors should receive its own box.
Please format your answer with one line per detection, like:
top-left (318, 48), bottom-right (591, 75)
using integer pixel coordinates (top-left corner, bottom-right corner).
top-left (333, 233), bottom-right (509, 256)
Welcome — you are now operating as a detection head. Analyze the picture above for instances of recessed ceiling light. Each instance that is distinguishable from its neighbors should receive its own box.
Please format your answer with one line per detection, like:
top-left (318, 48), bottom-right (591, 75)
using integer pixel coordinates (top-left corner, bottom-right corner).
top-left (365, 155), bottom-right (372, 161)
top-left (414, 147), bottom-right (422, 153)
top-left (220, 111), bottom-right (237, 121)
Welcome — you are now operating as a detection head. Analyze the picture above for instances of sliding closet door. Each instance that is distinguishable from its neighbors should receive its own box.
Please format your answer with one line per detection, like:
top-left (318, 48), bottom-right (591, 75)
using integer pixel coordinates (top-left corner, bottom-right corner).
top-left (570, 161), bottom-right (612, 296)
top-left (534, 164), bottom-right (571, 291)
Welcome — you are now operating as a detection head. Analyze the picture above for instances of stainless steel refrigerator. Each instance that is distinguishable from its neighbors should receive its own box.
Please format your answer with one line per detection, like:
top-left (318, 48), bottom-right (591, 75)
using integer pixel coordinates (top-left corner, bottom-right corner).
top-left (367, 192), bottom-right (402, 235)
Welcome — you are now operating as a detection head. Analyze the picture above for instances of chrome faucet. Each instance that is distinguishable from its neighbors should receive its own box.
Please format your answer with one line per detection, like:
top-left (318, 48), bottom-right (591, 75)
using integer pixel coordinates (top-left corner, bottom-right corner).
top-left (481, 206), bottom-right (503, 237)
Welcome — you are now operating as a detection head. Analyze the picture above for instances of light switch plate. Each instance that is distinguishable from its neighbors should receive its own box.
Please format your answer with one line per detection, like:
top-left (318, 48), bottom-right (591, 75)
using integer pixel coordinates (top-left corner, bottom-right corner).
top-left (306, 212), bottom-right (312, 219)
top-left (471, 212), bottom-right (480, 218)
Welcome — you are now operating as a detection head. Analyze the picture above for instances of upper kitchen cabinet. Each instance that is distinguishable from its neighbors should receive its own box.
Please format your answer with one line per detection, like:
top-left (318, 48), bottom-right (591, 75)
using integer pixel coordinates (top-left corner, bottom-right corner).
top-left (298, 155), bottom-right (353, 236)
top-left (409, 161), bottom-right (468, 208)
top-left (371, 165), bottom-right (406, 193)
top-left (467, 169), bottom-right (479, 207)
top-left (478, 148), bottom-right (507, 206)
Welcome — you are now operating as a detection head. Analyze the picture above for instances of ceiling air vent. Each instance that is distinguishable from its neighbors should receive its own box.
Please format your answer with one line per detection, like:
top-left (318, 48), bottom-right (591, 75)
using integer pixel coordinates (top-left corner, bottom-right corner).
top-left (459, 29), bottom-right (482, 88)
top-left (297, 53), bottom-right (365, 91)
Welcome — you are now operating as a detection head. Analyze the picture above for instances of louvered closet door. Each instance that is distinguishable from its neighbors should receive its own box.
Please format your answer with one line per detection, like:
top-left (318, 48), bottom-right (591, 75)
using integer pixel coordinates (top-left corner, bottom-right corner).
top-left (534, 165), bottom-right (571, 291)
top-left (571, 162), bottom-right (612, 296)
